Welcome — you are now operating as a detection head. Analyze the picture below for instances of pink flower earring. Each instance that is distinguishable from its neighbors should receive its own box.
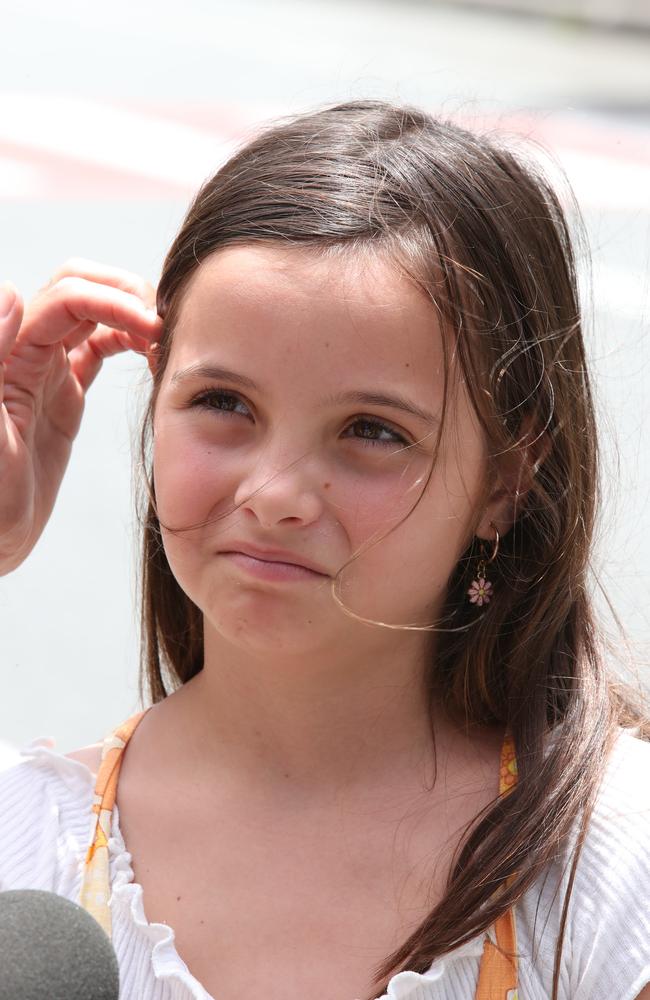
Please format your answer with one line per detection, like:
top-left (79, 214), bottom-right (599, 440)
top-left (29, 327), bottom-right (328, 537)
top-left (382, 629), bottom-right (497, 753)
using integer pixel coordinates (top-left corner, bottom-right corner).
top-left (467, 522), bottom-right (500, 607)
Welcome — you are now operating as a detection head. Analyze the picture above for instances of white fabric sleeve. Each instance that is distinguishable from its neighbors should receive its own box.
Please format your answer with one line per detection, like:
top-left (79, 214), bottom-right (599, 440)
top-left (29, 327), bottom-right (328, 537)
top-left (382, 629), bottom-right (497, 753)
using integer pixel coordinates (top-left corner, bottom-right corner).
top-left (568, 731), bottom-right (650, 1000)
top-left (0, 744), bottom-right (94, 897)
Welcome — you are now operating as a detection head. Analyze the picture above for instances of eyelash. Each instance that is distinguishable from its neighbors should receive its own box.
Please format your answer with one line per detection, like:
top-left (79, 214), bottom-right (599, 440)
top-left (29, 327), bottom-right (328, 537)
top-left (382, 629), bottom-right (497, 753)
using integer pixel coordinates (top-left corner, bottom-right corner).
top-left (188, 388), bottom-right (409, 448)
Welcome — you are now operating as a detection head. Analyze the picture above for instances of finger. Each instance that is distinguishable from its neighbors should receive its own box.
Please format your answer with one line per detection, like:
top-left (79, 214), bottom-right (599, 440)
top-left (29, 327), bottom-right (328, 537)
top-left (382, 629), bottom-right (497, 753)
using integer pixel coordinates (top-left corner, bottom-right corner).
top-left (83, 325), bottom-right (151, 359)
top-left (65, 340), bottom-right (104, 393)
top-left (67, 328), bottom-right (151, 393)
top-left (61, 319), bottom-right (155, 354)
top-left (44, 258), bottom-right (157, 310)
top-left (20, 276), bottom-right (162, 350)
top-left (60, 319), bottom-right (98, 352)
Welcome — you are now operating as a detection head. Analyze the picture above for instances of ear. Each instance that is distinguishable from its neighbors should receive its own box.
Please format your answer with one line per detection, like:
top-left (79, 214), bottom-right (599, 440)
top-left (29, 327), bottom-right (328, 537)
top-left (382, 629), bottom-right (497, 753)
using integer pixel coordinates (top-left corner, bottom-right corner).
top-left (475, 415), bottom-right (551, 541)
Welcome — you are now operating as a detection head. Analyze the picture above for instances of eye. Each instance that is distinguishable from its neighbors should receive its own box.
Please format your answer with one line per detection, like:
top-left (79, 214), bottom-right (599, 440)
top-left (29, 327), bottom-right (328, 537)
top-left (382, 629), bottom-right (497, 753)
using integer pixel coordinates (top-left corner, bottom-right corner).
top-left (186, 390), bottom-right (409, 448)
top-left (188, 388), bottom-right (251, 418)
top-left (344, 418), bottom-right (409, 448)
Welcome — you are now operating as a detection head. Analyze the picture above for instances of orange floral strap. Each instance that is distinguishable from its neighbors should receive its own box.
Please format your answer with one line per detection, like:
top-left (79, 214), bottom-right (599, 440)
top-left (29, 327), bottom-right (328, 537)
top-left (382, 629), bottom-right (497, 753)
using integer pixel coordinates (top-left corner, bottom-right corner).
top-left (78, 709), bottom-right (150, 938)
top-left (474, 730), bottom-right (519, 1000)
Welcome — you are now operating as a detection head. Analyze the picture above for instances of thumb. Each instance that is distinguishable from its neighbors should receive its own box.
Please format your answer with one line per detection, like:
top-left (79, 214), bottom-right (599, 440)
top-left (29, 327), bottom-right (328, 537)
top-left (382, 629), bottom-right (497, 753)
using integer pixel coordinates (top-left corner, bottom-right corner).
top-left (0, 282), bottom-right (24, 360)
top-left (0, 282), bottom-right (24, 401)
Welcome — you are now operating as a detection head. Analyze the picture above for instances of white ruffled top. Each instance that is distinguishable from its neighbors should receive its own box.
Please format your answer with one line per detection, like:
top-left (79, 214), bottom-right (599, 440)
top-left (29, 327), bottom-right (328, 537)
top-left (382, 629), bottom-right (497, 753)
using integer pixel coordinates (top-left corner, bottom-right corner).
top-left (2, 730), bottom-right (650, 999)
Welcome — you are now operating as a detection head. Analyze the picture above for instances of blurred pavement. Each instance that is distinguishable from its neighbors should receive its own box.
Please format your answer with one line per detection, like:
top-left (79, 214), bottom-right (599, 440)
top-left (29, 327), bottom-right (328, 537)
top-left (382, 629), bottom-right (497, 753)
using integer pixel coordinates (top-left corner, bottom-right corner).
top-left (0, 0), bottom-right (648, 753)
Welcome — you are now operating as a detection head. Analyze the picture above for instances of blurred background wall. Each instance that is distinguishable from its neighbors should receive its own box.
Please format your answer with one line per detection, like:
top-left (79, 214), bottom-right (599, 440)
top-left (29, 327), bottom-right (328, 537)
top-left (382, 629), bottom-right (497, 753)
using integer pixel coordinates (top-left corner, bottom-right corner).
top-left (457, 0), bottom-right (650, 29)
top-left (0, 0), bottom-right (649, 756)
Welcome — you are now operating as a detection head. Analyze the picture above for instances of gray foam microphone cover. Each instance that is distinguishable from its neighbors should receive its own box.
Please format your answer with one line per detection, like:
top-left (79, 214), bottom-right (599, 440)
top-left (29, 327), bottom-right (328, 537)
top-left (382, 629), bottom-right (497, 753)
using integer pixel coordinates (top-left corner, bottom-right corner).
top-left (0, 889), bottom-right (120, 1000)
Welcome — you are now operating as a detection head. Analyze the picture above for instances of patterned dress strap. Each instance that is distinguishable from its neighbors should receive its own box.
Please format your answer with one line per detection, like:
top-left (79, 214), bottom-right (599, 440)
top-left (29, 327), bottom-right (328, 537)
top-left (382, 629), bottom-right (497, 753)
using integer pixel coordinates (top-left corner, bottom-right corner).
top-left (77, 709), bottom-right (150, 938)
top-left (474, 730), bottom-right (519, 1000)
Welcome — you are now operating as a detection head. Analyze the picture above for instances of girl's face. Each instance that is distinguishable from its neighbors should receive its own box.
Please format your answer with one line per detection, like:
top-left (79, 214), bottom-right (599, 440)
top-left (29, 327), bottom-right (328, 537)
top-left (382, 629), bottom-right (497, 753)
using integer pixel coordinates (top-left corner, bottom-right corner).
top-left (152, 244), bottom-right (491, 657)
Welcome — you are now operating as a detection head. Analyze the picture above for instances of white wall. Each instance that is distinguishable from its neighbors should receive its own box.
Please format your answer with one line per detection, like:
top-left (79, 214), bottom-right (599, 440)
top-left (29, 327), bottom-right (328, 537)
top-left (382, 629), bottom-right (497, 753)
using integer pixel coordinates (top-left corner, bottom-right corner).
top-left (457, 0), bottom-right (650, 29)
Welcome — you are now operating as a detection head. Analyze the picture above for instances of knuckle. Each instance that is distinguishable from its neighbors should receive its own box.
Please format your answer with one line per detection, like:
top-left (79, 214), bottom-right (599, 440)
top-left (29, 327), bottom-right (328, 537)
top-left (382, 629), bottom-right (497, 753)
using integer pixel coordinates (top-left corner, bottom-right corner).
top-left (58, 256), bottom-right (81, 275)
top-left (57, 256), bottom-right (95, 277)
top-left (45, 259), bottom-right (86, 288)
top-left (52, 274), bottom-right (83, 297)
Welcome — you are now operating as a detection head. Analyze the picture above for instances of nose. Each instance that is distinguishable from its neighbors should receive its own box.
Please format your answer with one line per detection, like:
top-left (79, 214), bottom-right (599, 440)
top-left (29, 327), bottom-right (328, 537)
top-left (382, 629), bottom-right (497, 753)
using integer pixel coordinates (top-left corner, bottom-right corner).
top-left (232, 447), bottom-right (325, 529)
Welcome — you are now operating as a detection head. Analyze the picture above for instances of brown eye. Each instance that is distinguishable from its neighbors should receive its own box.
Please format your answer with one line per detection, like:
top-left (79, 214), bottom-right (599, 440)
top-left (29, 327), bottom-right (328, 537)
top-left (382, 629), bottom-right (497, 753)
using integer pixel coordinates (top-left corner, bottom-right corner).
top-left (344, 418), bottom-right (408, 447)
top-left (189, 389), bottom-right (250, 417)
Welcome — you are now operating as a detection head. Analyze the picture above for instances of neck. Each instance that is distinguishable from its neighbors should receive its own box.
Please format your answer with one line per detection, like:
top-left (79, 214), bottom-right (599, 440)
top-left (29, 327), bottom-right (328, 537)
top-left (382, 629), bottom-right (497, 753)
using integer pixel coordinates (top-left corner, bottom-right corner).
top-left (163, 624), bottom-right (448, 797)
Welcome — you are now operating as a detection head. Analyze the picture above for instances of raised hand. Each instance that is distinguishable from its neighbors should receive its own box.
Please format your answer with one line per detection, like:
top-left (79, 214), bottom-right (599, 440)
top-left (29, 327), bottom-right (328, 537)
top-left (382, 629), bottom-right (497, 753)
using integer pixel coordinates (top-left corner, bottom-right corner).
top-left (0, 260), bottom-right (162, 575)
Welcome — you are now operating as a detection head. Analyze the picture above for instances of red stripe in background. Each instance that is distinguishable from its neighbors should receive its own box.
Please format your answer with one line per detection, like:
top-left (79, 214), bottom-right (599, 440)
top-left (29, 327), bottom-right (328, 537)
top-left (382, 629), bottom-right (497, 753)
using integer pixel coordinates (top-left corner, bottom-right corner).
top-left (0, 99), bottom-right (272, 201)
top-left (0, 138), bottom-right (195, 201)
top-left (462, 111), bottom-right (650, 166)
top-left (120, 101), bottom-right (650, 165)
top-left (0, 100), bottom-right (648, 202)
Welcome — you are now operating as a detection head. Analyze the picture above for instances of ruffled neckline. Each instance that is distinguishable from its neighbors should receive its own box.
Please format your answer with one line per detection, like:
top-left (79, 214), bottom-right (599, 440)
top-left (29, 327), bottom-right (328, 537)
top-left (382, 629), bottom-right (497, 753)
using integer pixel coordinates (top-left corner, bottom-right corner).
top-left (19, 737), bottom-right (489, 1000)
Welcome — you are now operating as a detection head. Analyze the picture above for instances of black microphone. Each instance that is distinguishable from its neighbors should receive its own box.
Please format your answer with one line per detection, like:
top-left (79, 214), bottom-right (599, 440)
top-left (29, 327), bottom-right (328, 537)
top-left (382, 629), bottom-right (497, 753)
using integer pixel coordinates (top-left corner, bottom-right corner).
top-left (0, 889), bottom-right (120, 1000)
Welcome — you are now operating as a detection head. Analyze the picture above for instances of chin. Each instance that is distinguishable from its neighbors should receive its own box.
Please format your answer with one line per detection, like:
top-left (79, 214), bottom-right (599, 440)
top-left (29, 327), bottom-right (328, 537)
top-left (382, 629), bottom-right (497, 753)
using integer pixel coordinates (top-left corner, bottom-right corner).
top-left (209, 614), bottom-right (336, 659)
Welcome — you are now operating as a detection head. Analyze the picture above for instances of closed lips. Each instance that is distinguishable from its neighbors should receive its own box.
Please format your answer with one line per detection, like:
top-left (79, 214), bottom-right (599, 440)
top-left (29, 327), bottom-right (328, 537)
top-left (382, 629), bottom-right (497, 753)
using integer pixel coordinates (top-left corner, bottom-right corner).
top-left (220, 545), bottom-right (328, 575)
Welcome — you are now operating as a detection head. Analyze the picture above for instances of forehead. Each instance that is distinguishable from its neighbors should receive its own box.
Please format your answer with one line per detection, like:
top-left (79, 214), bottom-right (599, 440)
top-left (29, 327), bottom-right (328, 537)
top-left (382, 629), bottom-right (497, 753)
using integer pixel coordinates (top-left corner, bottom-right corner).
top-left (169, 243), bottom-right (446, 385)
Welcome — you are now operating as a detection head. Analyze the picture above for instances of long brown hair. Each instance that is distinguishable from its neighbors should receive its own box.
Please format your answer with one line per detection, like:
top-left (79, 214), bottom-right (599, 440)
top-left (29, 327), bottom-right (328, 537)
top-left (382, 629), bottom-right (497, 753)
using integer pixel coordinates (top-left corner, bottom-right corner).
top-left (136, 100), bottom-right (647, 998)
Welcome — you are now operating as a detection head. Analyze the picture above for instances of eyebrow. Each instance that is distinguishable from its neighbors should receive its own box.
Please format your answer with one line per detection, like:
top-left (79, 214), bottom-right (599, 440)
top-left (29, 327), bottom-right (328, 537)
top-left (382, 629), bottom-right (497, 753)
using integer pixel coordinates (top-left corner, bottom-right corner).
top-left (170, 363), bottom-right (439, 426)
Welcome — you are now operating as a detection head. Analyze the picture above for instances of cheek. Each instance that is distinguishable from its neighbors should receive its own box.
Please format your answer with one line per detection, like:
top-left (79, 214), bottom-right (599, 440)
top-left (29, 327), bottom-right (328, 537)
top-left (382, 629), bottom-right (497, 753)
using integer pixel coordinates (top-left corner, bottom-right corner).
top-left (336, 453), bottom-right (433, 539)
top-left (152, 431), bottom-right (235, 528)
top-left (350, 480), bottom-right (472, 578)
top-left (151, 431), bottom-right (239, 603)
top-left (340, 454), bottom-right (482, 610)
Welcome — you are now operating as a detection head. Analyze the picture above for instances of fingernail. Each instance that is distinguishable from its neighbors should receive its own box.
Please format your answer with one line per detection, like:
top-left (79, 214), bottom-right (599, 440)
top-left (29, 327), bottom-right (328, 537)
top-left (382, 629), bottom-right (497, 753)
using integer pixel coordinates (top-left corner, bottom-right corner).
top-left (0, 282), bottom-right (16, 318)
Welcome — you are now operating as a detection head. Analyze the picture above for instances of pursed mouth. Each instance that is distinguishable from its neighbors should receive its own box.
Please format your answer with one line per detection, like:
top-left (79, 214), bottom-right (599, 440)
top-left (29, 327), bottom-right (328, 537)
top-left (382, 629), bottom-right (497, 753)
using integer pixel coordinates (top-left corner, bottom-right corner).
top-left (220, 550), bottom-right (329, 577)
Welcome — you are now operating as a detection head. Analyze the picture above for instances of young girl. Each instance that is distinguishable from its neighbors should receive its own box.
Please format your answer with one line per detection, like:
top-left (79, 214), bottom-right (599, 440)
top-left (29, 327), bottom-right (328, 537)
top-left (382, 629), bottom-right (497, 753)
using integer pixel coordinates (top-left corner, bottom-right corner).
top-left (1, 100), bottom-right (649, 1000)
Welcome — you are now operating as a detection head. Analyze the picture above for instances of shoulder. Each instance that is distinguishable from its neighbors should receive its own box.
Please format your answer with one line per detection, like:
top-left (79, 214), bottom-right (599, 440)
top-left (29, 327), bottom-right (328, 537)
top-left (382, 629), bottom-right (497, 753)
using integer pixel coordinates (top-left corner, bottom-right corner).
top-left (543, 729), bottom-right (650, 1000)
top-left (580, 728), bottom-right (650, 869)
top-left (0, 740), bottom-right (98, 896)
top-left (64, 742), bottom-right (103, 777)
top-left (572, 730), bottom-right (650, 998)
top-left (578, 727), bottom-right (650, 886)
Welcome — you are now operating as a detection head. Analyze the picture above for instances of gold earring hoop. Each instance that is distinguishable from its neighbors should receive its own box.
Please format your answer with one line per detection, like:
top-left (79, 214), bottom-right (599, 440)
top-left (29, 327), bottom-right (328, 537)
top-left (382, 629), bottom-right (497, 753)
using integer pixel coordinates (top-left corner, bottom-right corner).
top-left (467, 522), bottom-right (500, 607)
